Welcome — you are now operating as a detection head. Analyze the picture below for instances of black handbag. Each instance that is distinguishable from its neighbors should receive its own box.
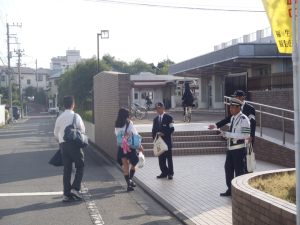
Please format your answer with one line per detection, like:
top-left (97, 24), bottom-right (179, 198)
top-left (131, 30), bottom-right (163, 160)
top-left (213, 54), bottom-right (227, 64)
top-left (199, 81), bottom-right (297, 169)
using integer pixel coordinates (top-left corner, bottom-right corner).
top-left (49, 149), bottom-right (63, 167)
top-left (63, 114), bottom-right (88, 148)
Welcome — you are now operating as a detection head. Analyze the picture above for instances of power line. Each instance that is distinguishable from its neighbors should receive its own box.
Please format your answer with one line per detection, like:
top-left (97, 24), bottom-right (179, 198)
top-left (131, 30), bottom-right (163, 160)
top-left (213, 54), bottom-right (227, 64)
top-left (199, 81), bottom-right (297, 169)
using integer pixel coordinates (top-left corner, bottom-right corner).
top-left (86, 0), bottom-right (265, 13)
top-left (0, 56), bottom-right (5, 66)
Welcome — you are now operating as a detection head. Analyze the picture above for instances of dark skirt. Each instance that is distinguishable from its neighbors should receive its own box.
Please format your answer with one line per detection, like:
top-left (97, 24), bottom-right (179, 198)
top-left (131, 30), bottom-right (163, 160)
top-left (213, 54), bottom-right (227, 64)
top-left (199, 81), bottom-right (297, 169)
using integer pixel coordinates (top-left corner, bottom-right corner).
top-left (117, 147), bottom-right (139, 166)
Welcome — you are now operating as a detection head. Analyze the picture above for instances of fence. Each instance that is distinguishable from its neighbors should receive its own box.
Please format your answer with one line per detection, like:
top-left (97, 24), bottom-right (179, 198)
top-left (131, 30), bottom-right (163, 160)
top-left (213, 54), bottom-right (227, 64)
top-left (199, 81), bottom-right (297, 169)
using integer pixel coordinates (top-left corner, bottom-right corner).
top-left (224, 96), bottom-right (294, 145)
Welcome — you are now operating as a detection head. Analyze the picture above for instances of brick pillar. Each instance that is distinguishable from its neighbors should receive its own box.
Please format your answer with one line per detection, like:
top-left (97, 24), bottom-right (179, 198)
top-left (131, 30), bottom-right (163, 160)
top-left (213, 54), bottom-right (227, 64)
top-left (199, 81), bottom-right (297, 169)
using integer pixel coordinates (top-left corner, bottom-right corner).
top-left (93, 71), bottom-right (131, 159)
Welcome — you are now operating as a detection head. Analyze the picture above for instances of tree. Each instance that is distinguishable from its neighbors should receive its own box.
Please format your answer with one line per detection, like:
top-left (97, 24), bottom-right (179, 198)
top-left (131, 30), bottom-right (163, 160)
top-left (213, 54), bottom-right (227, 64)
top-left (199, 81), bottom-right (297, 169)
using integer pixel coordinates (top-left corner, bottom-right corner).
top-left (127, 59), bottom-right (154, 74)
top-left (156, 59), bottom-right (175, 75)
top-left (58, 58), bottom-right (110, 110)
top-left (23, 86), bottom-right (47, 105)
top-left (57, 55), bottom-right (175, 112)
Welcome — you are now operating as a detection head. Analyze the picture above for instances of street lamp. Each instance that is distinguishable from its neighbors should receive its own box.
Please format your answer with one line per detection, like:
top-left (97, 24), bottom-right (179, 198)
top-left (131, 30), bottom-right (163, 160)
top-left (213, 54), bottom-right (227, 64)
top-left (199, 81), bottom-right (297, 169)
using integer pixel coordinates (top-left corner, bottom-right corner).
top-left (97, 30), bottom-right (109, 73)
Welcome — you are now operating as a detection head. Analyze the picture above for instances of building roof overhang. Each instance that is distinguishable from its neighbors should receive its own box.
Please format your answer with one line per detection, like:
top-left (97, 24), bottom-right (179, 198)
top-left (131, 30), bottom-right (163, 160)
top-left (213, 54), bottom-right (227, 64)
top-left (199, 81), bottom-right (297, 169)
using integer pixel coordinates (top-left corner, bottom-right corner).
top-left (132, 81), bottom-right (175, 88)
top-left (169, 43), bottom-right (291, 77)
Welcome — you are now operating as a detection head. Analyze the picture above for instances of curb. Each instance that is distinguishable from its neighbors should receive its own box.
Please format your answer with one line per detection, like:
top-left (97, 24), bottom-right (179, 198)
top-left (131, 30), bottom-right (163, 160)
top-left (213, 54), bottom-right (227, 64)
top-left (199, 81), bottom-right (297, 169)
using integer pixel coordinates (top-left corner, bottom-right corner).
top-left (86, 141), bottom-right (193, 225)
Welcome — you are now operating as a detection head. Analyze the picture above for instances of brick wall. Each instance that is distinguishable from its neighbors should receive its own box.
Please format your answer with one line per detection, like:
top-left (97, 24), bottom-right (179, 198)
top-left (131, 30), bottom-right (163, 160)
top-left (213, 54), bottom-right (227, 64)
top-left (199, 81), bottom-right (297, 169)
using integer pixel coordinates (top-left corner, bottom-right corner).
top-left (93, 71), bottom-right (131, 160)
top-left (254, 137), bottom-right (295, 167)
top-left (232, 169), bottom-right (296, 225)
top-left (249, 90), bottom-right (294, 134)
top-left (248, 90), bottom-right (294, 110)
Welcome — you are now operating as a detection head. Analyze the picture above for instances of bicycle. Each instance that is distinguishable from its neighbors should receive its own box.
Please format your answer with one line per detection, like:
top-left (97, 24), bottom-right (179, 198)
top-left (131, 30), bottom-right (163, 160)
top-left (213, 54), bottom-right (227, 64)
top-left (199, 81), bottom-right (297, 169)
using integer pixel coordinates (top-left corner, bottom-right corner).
top-left (131, 103), bottom-right (147, 120)
top-left (184, 106), bottom-right (192, 123)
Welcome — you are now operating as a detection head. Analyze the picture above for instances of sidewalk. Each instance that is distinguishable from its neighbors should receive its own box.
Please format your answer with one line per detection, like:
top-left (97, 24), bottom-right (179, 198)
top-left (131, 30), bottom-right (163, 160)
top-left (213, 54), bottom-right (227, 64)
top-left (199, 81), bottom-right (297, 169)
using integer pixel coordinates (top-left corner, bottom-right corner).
top-left (134, 123), bottom-right (287, 225)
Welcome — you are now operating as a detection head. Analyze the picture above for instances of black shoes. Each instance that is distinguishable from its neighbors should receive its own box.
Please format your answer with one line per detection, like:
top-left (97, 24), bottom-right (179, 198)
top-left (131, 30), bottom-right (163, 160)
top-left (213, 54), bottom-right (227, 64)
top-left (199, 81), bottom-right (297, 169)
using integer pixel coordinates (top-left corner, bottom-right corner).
top-left (167, 175), bottom-right (173, 180)
top-left (129, 179), bottom-right (136, 187)
top-left (156, 174), bottom-right (173, 180)
top-left (220, 190), bottom-right (231, 197)
top-left (156, 174), bottom-right (168, 179)
top-left (127, 186), bottom-right (134, 192)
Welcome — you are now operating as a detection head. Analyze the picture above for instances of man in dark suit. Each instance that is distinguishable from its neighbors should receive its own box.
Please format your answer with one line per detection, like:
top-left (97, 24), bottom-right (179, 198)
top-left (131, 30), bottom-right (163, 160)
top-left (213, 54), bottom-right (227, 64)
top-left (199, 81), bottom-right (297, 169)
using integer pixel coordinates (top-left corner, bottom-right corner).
top-left (152, 102), bottom-right (175, 180)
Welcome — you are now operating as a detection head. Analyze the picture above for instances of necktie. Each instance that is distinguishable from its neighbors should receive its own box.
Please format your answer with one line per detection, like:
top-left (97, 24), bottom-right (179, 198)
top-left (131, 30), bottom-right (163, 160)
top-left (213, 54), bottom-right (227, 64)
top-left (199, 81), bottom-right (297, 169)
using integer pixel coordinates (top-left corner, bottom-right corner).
top-left (159, 116), bottom-right (162, 128)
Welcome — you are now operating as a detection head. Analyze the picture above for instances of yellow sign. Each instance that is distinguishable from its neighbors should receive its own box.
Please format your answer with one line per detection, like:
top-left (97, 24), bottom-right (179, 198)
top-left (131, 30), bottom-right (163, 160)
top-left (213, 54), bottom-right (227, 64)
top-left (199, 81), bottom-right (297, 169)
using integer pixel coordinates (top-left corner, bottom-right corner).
top-left (262, 0), bottom-right (293, 54)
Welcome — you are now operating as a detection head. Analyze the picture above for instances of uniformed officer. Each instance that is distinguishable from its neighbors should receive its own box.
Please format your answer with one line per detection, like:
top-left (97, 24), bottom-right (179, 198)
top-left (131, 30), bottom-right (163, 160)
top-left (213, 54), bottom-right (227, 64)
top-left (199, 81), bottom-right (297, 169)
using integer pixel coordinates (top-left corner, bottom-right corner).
top-left (232, 90), bottom-right (256, 144)
top-left (152, 102), bottom-right (175, 180)
top-left (208, 98), bottom-right (250, 196)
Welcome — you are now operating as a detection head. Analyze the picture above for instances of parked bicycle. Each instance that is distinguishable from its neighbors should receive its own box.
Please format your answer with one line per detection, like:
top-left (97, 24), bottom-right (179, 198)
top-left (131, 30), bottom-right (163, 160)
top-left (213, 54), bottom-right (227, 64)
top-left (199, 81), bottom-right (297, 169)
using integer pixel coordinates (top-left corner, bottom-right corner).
top-left (131, 103), bottom-right (147, 120)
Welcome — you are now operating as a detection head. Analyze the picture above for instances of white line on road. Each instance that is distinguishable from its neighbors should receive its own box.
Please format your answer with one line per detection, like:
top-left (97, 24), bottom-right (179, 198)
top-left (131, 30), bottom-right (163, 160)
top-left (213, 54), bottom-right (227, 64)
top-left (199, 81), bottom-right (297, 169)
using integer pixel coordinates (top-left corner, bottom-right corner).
top-left (0, 191), bottom-right (63, 197)
top-left (81, 182), bottom-right (105, 225)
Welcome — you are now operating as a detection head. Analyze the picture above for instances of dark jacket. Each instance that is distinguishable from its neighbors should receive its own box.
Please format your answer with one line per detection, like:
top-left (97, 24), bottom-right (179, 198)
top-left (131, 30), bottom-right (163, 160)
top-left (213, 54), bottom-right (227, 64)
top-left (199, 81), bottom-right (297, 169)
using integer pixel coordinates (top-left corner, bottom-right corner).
top-left (152, 113), bottom-right (174, 148)
top-left (182, 91), bottom-right (194, 107)
top-left (242, 103), bottom-right (256, 139)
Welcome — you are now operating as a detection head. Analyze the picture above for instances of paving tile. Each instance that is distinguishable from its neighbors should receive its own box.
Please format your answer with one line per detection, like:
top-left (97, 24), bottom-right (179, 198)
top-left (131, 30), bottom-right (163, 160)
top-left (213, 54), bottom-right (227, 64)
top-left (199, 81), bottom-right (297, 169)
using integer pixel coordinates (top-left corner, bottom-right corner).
top-left (136, 155), bottom-right (284, 225)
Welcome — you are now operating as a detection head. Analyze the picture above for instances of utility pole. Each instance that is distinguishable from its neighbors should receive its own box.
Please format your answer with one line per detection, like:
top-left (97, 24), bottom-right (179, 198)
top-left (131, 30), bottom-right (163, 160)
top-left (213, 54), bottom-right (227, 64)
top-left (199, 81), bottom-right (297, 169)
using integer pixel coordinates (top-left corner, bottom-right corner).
top-left (35, 59), bottom-right (38, 91)
top-left (15, 49), bottom-right (24, 118)
top-left (6, 23), bottom-right (12, 119)
top-left (6, 22), bottom-right (22, 120)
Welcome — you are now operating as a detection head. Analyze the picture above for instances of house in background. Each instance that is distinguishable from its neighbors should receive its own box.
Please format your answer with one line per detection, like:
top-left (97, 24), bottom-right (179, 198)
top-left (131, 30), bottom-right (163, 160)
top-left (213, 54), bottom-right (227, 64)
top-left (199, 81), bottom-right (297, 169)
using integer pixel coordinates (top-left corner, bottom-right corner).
top-left (130, 72), bottom-right (196, 109)
top-left (169, 28), bottom-right (292, 110)
top-left (0, 66), bottom-right (51, 92)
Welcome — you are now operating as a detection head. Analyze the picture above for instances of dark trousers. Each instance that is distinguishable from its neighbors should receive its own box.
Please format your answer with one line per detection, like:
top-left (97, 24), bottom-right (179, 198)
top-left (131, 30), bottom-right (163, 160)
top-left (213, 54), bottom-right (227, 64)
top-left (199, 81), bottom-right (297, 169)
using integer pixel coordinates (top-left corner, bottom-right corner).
top-left (158, 148), bottom-right (174, 176)
top-left (225, 148), bottom-right (246, 192)
top-left (60, 142), bottom-right (84, 196)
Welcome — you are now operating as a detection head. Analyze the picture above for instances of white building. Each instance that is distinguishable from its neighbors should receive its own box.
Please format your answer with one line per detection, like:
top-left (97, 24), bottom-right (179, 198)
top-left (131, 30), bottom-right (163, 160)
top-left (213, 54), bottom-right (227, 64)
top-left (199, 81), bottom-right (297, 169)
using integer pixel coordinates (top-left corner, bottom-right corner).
top-left (131, 72), bottom-right (197, 109)
top-left (48, 50), bottom-right (82, 108)
top-left (50, 50), bottom-right (81, 74)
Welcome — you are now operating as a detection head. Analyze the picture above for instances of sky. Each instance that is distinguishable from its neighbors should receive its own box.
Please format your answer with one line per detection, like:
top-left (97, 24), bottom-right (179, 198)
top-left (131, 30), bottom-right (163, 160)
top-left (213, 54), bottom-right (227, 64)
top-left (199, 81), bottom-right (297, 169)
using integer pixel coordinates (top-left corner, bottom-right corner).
top-left (0, 0), bottom-right (270, 69)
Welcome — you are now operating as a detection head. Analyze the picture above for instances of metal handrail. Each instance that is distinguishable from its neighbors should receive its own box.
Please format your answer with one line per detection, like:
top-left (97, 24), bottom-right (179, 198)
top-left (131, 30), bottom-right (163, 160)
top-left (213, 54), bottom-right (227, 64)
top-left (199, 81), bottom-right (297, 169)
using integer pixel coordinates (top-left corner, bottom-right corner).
top-left (224, 96), bottom-right (294, 145)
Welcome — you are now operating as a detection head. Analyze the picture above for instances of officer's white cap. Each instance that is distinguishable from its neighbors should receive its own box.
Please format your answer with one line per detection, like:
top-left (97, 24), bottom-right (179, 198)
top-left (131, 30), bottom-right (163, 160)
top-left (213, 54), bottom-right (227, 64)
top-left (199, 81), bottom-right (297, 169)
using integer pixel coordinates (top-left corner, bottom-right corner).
top-left (230, 98), bottom-right (243, 106)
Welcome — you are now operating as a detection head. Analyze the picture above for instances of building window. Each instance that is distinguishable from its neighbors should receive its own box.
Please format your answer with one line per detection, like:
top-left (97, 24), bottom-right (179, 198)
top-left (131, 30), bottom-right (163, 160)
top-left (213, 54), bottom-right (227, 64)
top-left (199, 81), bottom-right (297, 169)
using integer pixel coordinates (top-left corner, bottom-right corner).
top-left (38, 75), bottom-right (43, 81)
top-left (27, 79), bottom-right (31, 85)
top-left (141, 91), bottom-right (153, 99)
top-left (1, 76), bottom-right (5, 82)
top-left (134, 92), bottom-right (138, 100)
top-left (252, 65), bottom-right (271, 77)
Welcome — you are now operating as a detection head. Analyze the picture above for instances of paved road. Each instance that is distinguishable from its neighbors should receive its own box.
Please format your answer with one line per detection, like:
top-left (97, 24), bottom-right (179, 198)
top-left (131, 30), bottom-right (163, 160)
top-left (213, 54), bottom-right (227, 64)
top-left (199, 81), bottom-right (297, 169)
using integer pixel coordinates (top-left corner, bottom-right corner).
top-left (0, 116), bottom-right (182, 225)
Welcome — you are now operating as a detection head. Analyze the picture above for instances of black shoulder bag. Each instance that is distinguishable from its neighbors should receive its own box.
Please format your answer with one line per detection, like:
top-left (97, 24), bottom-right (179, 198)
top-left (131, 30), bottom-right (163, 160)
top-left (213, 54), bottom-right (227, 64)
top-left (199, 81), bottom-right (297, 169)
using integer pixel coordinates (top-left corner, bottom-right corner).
top-left (63, 114), bottom-right (88, 148)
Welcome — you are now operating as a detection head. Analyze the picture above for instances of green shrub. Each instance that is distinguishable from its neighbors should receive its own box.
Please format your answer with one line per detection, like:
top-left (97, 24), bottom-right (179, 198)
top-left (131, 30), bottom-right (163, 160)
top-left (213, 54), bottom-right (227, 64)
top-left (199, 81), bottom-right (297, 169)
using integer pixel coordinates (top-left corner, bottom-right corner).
top-left (78, 110), bottom-right (93, 123)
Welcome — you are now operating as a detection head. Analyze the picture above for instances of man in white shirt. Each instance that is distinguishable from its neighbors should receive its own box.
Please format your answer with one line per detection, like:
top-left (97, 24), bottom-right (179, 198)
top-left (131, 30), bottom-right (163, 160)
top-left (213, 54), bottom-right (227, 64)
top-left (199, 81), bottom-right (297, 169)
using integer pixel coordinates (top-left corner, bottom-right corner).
top-left (54, 96), bottom-right (86, 202)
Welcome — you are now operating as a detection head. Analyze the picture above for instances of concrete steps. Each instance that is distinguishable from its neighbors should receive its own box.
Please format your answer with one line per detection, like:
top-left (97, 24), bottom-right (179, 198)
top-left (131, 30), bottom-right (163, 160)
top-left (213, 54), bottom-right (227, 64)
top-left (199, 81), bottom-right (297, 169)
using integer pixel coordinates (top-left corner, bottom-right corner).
top-left (140, 130), bottom-right (227, 157)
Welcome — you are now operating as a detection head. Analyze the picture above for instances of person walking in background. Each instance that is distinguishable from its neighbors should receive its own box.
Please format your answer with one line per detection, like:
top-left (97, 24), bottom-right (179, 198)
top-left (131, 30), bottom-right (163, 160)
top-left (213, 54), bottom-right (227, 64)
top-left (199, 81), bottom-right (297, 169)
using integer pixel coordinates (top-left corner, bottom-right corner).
top-left (181, 82), bottom-right (194, 122)
top-left (54, 96), bottom-right (86, 202)
top-left (208, 98), bottom-right (250, 197)
top-left (115, 108), bottom-right (144, 191)
top-left (145, 95), bottom-right (152, 110)
top-left (152, 102), bottom-right (175, 180)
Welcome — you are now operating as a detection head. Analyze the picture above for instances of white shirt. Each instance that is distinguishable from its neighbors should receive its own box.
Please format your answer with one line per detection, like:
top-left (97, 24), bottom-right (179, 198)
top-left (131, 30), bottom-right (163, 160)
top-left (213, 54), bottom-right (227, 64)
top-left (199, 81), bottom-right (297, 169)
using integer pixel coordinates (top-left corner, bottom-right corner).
top-left (158, 113), bottom-right (165, 123)
top-left (54, 109), bottom-right (86, 143)
top-left (223, 111), bottom-right (250, 140)
top-left (114, 120), bottom-right (138, 136)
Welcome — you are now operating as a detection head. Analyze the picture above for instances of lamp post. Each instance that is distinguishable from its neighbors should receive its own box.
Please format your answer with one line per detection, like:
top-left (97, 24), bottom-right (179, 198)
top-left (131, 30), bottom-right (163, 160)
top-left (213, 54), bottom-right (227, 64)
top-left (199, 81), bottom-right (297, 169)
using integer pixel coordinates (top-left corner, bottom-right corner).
top-left (97, 30), bottom-right (109, 73)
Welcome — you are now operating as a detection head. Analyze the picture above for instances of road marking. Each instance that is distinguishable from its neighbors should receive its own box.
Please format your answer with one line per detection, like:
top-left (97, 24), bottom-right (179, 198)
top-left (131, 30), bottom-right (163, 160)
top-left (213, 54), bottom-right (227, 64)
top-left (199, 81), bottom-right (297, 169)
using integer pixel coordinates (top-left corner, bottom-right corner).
top-left (0, 191), bottom-right (63, 197)
top-left (81, 182), bottom-right (105, 225)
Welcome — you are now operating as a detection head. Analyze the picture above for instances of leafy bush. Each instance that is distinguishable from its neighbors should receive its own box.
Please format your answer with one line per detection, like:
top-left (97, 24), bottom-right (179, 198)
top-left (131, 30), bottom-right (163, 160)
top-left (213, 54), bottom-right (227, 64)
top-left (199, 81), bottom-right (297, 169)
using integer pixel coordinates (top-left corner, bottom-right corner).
top-left (77, 110), bottom-right (93, 123)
